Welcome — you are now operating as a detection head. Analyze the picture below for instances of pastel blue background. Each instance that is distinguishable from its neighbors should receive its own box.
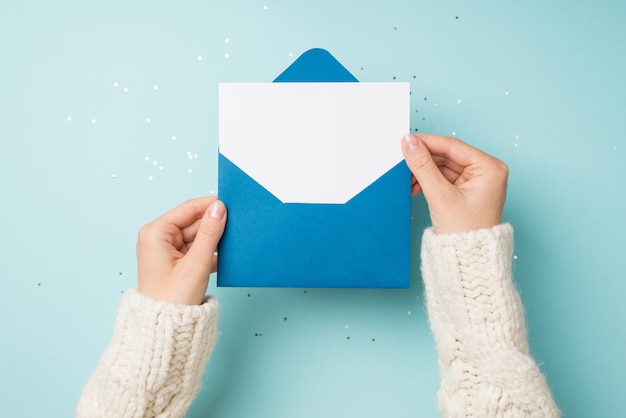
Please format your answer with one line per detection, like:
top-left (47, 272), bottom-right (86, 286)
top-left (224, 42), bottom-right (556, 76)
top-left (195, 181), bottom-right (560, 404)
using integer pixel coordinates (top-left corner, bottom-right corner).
top-left (1, 1), bottom-right (624, 417)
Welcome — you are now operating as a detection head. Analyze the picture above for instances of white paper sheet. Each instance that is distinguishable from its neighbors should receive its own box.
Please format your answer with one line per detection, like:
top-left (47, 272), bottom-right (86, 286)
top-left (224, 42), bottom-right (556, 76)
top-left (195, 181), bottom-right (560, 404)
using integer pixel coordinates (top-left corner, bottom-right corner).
top-left (219, 82), bottom-right (409, 204)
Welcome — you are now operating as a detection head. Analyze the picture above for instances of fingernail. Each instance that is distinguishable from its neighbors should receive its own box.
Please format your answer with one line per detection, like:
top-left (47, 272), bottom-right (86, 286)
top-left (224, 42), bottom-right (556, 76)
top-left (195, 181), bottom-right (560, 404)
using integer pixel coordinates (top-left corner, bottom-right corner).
top-left (403, 135), bottom-right (419, 152)
top-left (209, 200), bottom-right (226, 220)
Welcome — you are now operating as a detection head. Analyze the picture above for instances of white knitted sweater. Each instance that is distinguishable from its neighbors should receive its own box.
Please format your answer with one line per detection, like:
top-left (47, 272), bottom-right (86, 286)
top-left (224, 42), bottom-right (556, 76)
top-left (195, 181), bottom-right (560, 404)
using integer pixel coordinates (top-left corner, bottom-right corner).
top-left (77, 224), bottom-right (559, 417)
top-left (76, 291), bottom-right (219, 418)
top-left (421, 224), bottom-right (559, 417)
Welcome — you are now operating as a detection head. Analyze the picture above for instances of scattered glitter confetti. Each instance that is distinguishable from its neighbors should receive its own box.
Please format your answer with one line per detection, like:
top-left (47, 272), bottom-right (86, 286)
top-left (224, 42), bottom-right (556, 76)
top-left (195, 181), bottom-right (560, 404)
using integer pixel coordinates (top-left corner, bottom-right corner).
top-left (371, 338), bottom-right (376, 342)
top-left (457, 99), bottom-right (462, 104)
top-left (283, 317), bottom-right (288, 322)
top-left (66, 116), bottom-right (72, 122)
top-left (505, 91), bottom-right (510, 96)
top-left (188, 169), bottom-right (193, 174)
top-left (153, 85), bottom-right (159, 90)
top-left (197, 55), bottom-right (203, 61)
top-left (145, 156), bottom-right (150, 161)
top-left (225, 38), bottom-right (230, 43)
top-left (111, 174), bottom-right (116, 179)
top-left (263, 5), bottom-right (268, 10)
top-left (452, 131), bottom-right (457, 136)
top-left (514, 255), bottom-right (518, 260)
top-left (91, 118), bottom-right (96, 124)
top-left (225, 53), bottom-right (230, 58)
top-left (171, 136), bottom-right (177, 141)
top-left (408, 310), bottom-right (412, 315)
top-left (148, 175), bottom-right (153, 180)
top-left (159, 166), bottom-right (164, 171)
top-left (346, 336), bottom-right (351, 340)
top-left (113, 81), bottom-right (119, 87)
top-left (153, 161), bottom-right (158, 166)
top-left (123, 87), bottom-right (129, 93)
top-left (344, 324), bottom-right (349, 329)
top-left (613, 145), bottom-right (618, 150)
top-left (515, 134), bottom-right (520, 140)
top-left (146, 118), bottom-right (151, 123)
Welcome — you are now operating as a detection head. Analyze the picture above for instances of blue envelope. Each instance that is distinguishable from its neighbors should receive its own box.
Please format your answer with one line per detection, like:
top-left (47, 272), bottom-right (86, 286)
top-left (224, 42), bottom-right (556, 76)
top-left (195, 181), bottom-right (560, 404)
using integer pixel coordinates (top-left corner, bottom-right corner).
top-left (217, 48), bottom-right (411, 288)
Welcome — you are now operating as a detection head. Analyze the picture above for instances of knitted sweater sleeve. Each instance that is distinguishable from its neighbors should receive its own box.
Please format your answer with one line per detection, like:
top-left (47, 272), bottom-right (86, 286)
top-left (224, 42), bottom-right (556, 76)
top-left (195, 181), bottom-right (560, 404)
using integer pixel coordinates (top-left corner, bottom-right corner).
top-left (421, 224), bottom-right (559, 418)
top-left (76, 289), bottom-right (219, 418)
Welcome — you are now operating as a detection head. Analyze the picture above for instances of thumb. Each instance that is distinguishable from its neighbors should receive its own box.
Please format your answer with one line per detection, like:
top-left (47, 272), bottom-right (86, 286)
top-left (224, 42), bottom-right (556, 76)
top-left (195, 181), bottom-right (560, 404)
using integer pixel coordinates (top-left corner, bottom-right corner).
top-left (401, 134), bottom-right (449, 197)
top-left (185, 199), bottom-right (227, 274)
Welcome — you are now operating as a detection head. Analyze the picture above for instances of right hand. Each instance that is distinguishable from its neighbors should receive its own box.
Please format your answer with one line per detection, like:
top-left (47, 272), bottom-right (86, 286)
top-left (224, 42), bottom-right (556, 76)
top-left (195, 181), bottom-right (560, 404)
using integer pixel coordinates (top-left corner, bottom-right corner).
top-left (401, 134), bottom-right (509, 234)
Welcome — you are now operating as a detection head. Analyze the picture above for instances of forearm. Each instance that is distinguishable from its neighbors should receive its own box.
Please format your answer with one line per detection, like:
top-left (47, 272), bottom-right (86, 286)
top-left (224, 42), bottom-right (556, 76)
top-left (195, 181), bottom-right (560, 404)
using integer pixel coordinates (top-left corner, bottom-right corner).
top-left (76, 289), bottom-right (219, 418)
top-left (421, 224), bottom-right (559, 417)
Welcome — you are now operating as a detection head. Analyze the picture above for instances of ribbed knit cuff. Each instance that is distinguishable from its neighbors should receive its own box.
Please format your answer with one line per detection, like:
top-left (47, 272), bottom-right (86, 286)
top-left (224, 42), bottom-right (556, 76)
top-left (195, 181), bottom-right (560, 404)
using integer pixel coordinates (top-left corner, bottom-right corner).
top-left (77, 289), bottom-right (219, 418)
top-left (421, 225), bottom-right (561, 417)
top-left (420, 224), bottom-right (528, 351)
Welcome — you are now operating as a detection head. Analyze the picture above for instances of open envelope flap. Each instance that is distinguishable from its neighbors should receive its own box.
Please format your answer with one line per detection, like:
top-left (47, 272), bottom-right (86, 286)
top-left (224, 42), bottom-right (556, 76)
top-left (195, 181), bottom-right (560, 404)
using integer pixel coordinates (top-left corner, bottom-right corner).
top-left (273, 48), bottom-right (358, 82)
top-left (218, 154), bottom-right (411, 288)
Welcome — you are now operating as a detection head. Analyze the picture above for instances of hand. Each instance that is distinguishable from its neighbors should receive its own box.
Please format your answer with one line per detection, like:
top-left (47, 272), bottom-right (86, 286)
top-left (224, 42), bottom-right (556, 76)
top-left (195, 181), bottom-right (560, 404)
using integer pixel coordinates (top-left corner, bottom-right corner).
top-left (401, 134), bottom-right (508, 234)
top-left (136, 196), bottom-right (227, 305)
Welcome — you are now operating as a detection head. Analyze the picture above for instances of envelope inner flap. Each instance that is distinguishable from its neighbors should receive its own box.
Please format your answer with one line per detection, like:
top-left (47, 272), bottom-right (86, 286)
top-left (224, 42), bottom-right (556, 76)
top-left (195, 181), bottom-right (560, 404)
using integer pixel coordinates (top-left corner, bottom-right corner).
top-left (219, 82), bottom-right (409, 204)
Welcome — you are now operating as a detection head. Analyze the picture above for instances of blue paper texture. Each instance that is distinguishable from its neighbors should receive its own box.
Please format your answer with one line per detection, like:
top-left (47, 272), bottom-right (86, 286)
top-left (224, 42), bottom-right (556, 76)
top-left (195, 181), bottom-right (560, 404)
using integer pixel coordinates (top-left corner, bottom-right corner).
top-left (217, 49), bottom-right (411, 288)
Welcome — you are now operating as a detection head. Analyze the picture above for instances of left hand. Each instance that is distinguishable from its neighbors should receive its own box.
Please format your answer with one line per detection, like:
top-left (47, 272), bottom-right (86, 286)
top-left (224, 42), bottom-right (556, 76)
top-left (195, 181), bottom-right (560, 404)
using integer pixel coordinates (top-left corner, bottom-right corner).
top-left (136, 196), bottom-right (227, 305)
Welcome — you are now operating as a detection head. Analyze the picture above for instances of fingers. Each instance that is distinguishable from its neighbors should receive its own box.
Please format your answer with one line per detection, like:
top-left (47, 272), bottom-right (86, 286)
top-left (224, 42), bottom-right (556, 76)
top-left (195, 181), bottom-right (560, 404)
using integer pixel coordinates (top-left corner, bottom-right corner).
top-left (158, 196), bottom-right (219, 229)
top-left (181, 218), bottom-right (203, 246)
top-left (401, 135), bottom-right (451, 198)
top-left (415, 134), bottom-right (479, 164)
top-left (417, 134), bottom-right (501, 175)
top-left (418, 134), bottom-right (509, 189)
top-left (182, 200), bottom-right (227, 278)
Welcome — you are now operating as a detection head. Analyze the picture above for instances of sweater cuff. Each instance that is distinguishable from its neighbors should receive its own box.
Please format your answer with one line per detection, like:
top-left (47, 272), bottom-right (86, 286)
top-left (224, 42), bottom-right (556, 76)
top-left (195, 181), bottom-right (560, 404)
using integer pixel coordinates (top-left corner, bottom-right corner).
top-left (420, 224), bottom-right (527, 349)
top-left (78, 289), bottom-right (220, 417)
top-left (110, 288), bottom-right (220, 387)
top-left (117, 288), bottom-right (220, 332)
